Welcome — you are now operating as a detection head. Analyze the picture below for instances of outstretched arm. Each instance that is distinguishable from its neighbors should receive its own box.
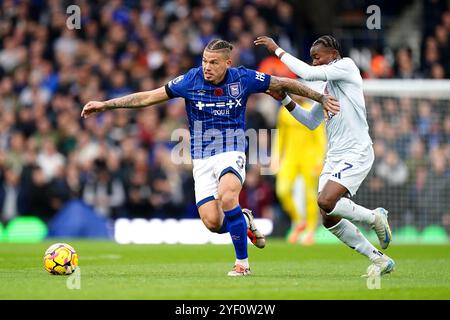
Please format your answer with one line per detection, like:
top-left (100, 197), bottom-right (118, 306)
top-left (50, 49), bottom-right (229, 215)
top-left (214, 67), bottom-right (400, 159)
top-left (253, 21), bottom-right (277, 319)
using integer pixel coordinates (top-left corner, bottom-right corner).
top-left (254, 36), bottom-right (328, 81)
top-left (269, 76), bottom-right (340, 114)
top-left (81, 86), bottom-right (170, 118)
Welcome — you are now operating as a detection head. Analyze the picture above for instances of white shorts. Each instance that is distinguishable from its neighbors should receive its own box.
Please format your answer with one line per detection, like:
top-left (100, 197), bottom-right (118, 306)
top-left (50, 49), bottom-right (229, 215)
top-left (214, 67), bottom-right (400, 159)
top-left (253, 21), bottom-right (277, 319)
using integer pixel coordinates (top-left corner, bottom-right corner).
top-left (318, 146), bottom-right (374, 197)
top-left (192, 151), bottom-right (246, 207)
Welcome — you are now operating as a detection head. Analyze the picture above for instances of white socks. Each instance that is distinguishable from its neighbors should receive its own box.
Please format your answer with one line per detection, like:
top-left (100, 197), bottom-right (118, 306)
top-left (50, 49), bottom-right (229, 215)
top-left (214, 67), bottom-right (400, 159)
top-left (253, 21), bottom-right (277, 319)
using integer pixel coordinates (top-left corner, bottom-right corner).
top-left (236, 258), bottom-right (249, 268)
top-left (328, 219), bottom-right (382, 262)
top-left (329, 198), bottom-right (375, 225)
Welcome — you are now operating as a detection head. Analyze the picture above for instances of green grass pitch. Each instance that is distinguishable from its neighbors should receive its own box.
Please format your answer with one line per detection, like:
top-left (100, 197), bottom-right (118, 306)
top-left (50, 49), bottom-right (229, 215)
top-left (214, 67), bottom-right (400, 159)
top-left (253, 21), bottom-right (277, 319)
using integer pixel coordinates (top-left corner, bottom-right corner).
top-left (0, 239), bottom-right (449, 300)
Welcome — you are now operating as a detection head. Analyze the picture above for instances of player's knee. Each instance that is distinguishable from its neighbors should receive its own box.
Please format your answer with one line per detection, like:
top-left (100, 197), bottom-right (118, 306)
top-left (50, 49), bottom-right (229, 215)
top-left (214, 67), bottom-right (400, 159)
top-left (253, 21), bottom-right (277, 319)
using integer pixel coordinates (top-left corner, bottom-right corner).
top-left (218, 191), bottom-right (239, 211)
top-left (322, 214), bottom-right (340, 229)
top-left (317, 194), bottom-right (337, 213)
top-left (201, 215), bottom-right (221, 232)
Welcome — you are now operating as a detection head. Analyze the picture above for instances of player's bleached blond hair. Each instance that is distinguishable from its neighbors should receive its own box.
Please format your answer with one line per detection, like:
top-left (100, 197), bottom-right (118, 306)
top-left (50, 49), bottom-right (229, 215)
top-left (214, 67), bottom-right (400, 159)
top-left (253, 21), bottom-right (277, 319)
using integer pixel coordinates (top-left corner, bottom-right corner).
top-left (205, 39), bottom-right (233, 57)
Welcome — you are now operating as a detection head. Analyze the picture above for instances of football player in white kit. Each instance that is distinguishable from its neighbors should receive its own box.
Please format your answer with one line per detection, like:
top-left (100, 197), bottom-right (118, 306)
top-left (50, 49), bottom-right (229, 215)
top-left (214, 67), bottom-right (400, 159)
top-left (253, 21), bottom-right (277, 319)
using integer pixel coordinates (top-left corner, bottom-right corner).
top-left (255, 35), bottom-right (395, 277)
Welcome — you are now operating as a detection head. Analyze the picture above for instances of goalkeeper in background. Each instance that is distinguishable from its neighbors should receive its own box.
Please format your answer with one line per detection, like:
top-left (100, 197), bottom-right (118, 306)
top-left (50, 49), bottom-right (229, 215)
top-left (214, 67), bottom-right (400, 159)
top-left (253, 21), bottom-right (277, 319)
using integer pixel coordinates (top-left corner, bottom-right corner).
top-left (259, 57), bottom-right (326, 245)
top-left (275, 96), bottom-right (326, 245)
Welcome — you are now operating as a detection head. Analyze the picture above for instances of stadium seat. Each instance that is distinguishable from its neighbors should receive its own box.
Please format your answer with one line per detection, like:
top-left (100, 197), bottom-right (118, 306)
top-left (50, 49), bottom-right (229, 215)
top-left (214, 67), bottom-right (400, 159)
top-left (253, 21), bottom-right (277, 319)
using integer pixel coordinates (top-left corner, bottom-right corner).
top-left (5, 216), bottom-right (48, 243)
top-left (393, 225), bottom-right (420, 244)
top-left (420, 225), bottom-right (449, 244)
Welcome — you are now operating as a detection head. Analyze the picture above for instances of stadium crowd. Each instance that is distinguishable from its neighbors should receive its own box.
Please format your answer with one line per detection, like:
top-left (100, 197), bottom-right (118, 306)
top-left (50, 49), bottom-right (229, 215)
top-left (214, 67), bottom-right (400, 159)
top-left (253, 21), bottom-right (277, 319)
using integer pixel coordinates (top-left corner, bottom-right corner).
top-left (0, 0), bottom-right (449, 233)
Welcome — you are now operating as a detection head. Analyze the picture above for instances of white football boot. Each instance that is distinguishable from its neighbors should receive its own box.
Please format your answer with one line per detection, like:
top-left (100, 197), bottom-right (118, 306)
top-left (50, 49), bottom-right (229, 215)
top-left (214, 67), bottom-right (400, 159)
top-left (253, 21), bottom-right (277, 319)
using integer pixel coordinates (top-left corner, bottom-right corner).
top-left (242, 208), bottom-right (266, 249)
top-left (227, 264), bottom-right (252, 277)
top-left (371, 207), bottom-right (392, 249)
top-left (364, 254), bottom-right (396, 277)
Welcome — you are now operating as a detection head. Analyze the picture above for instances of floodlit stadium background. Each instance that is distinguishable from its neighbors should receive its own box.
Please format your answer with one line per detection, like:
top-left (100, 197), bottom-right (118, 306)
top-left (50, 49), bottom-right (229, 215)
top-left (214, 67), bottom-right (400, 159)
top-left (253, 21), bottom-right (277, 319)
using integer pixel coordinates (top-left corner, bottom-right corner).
top-left (0, 0), bottom-right (449, 244)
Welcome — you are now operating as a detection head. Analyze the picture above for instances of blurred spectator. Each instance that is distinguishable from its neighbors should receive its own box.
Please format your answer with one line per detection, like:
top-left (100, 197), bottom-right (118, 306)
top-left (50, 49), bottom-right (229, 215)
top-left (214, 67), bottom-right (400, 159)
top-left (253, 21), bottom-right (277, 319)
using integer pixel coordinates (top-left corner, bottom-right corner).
top-left (405, 139), bottom-right (429, 184)
top-left (443, 115), bottom-right (450, 145)
top-left (107, 70), bottom-right (132, 99)
top-left (393, 47), bottom-right (422, 79)
top-left (394, 115), bottom-right (414, 160)
top-left (6, 131), bottom-right (27, 173)
top-left (372, 148), bottom-right (409, 228)
top-left (82, 158), bottom-right (126, 218)
top-left (430, 63), bottom-right (446, 79)
top-left (225, 15), bottom-right (244, 42)
top-left (239, 165), bottom-right (274, 219)
top-left (0, 36), bottom-right (27, 73)
top-left (423, 37), bottom-right (441, 77)
top-left (26, 165), bottom-right (54, 222)
top-left (368, 49), bottom-right (393, 78)
top-left (31, 117), bottom-right (59, 149)
top-left (149, 144), bottom-right (185, 218)
top-left (258, 56), bottom-right (297, 79)
top-left (125, 169), bottom-right (153, 218)
top-left (245, 96), bottom-right (269, 131)
top-left (376, 149), bottom-right (409, 187)
top-left (416, 149), bottom-right (450, 229)
top-left (237, 32), bottom-right (258, 69)
top-left (36, 138), bottom-right (65, 182)
top-left (0, 166), bottom-right (27, 223)
top-left (416, 100), bottom-right (438, 150)
top-left (435, 24), bottom-right (450, 75)
top-left (48, 163), bottom-right (82, 213)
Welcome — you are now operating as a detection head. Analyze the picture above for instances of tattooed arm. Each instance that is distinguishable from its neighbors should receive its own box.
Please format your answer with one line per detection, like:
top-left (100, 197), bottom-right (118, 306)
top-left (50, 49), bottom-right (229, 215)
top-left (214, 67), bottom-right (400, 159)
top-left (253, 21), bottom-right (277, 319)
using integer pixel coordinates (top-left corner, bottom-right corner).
top-left (81, 86), bottom-right (169, 118)
top-left (268, 76), bottom-right (340, 114)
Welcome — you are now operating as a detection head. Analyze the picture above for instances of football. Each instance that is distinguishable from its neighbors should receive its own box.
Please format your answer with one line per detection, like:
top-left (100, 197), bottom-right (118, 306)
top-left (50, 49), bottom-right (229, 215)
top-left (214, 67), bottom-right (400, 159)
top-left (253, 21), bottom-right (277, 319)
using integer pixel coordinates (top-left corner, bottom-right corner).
top-left (43, 243), bottom-right (78, 275)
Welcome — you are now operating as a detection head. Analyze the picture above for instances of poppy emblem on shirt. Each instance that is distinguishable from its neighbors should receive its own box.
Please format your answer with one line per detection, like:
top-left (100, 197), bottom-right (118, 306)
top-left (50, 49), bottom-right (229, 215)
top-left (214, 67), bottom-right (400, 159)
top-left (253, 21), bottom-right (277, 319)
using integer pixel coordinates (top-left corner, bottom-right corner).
top-left (214, 88), bottom-right (223, 96)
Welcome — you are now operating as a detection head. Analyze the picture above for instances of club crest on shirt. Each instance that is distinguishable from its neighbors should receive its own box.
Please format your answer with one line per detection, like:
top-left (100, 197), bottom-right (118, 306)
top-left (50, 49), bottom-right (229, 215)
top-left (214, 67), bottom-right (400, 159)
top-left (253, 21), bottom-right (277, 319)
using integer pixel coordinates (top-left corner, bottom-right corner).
top-left (172, 75), bottom-right (184, 84)
top-left (236, 155), bottom-right (245, 170)
top-left (228, 82), bottom-right (241, 98)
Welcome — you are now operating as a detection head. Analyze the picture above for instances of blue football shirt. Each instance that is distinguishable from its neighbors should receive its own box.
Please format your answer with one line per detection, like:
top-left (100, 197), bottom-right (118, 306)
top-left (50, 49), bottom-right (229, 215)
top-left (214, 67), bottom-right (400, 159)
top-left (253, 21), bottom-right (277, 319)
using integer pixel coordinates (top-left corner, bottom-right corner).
top-left (165, 66), bottom-right (271, 159)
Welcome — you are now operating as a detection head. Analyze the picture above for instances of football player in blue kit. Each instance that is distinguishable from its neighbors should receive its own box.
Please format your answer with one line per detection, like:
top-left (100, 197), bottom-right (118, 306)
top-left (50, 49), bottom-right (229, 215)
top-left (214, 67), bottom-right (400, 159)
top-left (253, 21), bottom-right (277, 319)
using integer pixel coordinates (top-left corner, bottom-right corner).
top-left (81, 39), bottom-right (339, 276)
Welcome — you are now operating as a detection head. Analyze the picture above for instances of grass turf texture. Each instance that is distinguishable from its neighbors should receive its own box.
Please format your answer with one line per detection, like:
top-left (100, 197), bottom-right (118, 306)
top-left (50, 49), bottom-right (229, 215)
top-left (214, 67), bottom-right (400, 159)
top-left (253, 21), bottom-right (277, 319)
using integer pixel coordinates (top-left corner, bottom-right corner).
top-left (0, 239), bottom-right (449, 299)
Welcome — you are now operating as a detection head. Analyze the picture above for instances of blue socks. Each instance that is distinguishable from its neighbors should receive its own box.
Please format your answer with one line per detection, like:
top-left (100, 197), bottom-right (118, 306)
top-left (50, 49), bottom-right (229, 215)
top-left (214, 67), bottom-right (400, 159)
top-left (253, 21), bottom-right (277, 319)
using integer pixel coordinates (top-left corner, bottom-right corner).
top-left (217, 216), bottom-right (229, 234)
top-left (223, 205), bottom-right (248, 260)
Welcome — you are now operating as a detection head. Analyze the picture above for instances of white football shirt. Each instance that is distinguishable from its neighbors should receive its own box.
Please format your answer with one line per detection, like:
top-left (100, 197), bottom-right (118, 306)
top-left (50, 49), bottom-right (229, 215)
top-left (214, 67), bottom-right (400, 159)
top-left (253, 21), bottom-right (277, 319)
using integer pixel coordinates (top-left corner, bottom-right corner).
top-left (281, 54), bottom-right (373, 158)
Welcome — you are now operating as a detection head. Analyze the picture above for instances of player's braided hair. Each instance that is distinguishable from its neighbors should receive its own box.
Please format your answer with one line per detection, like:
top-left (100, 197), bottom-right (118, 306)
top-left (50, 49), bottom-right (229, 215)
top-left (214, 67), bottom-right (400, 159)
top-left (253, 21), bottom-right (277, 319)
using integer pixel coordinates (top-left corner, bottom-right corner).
top-left (312, 35), bottom-right (341, 55)
top-left (206, 39), bottom-right (233, 52)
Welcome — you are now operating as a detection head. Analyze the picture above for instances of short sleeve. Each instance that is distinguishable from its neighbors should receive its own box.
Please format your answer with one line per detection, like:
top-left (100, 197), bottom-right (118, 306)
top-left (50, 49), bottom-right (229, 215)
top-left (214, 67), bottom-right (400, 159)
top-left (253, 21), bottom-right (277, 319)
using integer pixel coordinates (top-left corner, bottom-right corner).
top-left (166, 69), bottom-right (196, 98)
top-left (243, 68), bottom-right (271, 94)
